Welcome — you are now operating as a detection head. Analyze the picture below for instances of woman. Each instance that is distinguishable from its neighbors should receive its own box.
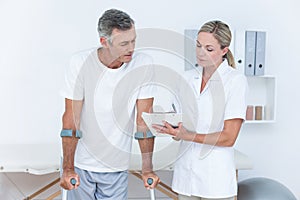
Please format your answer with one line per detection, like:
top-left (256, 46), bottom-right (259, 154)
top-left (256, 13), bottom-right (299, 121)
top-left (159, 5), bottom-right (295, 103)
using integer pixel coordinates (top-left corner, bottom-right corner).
top-left (153, 20), bottom-right (248, 200)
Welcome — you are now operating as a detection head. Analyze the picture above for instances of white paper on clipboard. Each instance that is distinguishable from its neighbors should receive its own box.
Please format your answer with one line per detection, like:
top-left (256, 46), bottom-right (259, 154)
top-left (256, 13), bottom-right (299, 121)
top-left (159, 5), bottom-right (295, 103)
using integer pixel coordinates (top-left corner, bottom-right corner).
top-left (141, 112), bottom-right (182, 136)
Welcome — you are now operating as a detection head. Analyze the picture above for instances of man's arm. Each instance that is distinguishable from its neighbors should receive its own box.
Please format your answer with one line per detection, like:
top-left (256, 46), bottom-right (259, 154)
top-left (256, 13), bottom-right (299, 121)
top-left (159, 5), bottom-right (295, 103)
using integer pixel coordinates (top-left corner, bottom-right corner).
top-left (60, 98), bottom-right (83, 190)
top-left (136, 98), bottom-right (160, 189)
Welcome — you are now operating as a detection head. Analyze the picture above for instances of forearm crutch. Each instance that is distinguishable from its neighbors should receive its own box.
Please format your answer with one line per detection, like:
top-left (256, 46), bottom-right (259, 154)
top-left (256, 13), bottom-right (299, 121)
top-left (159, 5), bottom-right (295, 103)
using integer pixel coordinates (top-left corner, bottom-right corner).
top-left (147, 178), bottom-right (156, 200)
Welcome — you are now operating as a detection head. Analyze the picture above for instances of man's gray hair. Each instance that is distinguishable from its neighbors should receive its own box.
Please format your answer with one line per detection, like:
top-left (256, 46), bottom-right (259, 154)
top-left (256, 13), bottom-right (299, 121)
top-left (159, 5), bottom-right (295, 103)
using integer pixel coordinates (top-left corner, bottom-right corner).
top-left (97, 9), bottom-right (134, 38)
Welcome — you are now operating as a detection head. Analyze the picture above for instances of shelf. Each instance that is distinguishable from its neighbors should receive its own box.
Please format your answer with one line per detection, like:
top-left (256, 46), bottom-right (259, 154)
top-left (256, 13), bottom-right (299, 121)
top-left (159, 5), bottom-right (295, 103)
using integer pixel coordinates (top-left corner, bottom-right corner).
top-left (233, 29), bottom-right (276, 124)
top-left (245, 120), bottom-right (276, 124)
top-left (246, 76), bottom-right (276, 122)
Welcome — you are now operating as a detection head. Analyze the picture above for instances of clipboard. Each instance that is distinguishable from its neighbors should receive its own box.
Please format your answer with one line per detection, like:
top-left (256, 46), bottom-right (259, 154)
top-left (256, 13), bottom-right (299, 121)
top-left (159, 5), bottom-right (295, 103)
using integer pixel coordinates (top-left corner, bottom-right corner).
top-left (141, 112), bottom-right (182, 136)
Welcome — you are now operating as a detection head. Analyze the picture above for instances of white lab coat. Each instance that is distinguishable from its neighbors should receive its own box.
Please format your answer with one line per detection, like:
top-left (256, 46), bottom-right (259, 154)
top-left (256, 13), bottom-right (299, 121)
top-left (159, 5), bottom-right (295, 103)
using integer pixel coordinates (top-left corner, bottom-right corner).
top-left (172, 61), bottom-right (248, 198)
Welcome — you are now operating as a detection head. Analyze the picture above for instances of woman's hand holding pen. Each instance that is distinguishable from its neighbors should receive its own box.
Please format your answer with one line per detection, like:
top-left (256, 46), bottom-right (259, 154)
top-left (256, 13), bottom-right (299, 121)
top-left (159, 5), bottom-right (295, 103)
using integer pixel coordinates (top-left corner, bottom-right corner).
top-left (152, 121), bottom-right (195, 141)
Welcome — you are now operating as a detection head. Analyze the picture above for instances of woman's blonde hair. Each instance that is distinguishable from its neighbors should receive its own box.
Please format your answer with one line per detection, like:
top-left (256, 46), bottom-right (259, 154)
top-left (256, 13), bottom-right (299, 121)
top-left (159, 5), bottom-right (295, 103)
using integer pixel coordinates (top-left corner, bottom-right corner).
top-left (198, 20), bottom-right (235, 68)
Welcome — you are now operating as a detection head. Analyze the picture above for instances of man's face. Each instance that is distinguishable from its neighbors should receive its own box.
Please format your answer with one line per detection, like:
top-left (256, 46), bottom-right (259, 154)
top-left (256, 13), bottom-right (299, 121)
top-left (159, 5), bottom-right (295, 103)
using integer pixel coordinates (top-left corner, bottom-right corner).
top-left (107, 26), bottom-right (136, 64)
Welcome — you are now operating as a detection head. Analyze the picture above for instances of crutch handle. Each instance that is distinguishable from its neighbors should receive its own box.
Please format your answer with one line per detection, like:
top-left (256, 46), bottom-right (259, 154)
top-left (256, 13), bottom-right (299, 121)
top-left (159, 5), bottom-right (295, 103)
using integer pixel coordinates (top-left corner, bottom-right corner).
top-left (147, 178), bottom-right (153, 185)
top-left (70, 178), bottom-right (77, 186)
top-left (147, 178), bottom-right (155, 200)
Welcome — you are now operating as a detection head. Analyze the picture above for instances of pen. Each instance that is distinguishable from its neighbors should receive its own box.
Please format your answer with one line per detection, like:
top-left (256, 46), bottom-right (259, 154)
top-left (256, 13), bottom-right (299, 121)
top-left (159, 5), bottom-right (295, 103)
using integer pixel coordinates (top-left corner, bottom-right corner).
top-left (172, 103), bottom-right (177, 113)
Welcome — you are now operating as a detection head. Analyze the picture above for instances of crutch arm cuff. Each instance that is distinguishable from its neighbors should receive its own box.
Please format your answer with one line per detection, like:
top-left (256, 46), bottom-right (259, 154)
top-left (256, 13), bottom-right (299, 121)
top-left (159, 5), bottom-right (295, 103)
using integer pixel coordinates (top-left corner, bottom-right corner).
top-left (60, 129), bottom-right (82, 138)
top-left (134, 130), bottom-right (155, 140)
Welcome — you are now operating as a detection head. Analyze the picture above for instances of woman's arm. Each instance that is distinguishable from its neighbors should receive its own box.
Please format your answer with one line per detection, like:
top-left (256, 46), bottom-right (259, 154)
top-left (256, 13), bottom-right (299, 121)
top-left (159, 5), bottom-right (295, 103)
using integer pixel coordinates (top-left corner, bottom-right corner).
top-left (153, 118), bottom-right (243, 147)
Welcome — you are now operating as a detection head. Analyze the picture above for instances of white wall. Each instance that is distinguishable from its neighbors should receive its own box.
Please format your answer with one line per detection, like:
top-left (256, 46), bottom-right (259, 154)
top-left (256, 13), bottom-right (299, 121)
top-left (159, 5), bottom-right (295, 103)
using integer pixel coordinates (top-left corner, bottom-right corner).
top-left (1, 0), bottom-right (300, 198)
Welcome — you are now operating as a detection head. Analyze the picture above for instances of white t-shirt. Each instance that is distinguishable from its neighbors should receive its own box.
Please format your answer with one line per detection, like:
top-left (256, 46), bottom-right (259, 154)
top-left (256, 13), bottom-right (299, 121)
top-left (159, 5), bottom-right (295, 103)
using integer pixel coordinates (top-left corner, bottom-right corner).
top-left (61, 48), bottom-right (155, 172)
top-left (172, 61), bottom-right (248, 198)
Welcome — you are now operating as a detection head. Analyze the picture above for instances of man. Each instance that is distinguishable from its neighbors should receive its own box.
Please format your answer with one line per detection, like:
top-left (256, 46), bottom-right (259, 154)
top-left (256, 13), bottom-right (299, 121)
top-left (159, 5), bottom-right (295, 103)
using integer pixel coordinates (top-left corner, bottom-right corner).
top-left (59, 9), bottom-right (159, 199)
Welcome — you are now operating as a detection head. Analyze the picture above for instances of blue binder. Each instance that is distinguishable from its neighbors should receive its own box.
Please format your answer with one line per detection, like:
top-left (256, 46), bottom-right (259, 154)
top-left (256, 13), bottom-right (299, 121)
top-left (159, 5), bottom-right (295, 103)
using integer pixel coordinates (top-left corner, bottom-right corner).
top-left (244, 31), bottom-right (256, 76)
top-left (254, 31), bottom-right (266, 76)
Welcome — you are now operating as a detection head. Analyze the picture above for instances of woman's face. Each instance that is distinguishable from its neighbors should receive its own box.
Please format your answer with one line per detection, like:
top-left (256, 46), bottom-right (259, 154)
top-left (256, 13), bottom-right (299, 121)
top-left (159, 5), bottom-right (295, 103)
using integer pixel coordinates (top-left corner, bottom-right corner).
top-left (196, 32), bottom-right (228, 68)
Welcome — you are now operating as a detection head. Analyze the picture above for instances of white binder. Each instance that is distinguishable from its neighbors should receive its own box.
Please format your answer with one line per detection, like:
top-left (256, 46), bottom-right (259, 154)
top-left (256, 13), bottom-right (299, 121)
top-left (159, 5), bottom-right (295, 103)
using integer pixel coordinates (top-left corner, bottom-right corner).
top-left (184, 29), bottom-right (198, 70)
top-left (234, 29), bottom-right (246, 74)
top-left (141, 112), bottom-right (182, 137)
